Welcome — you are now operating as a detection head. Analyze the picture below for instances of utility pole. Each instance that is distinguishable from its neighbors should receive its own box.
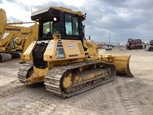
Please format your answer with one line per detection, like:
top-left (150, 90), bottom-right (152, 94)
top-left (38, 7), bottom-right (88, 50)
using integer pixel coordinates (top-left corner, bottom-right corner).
top-left (117, 38), bottom-right (118, 46)
top-left (109, 33), bottom-right (110, 45)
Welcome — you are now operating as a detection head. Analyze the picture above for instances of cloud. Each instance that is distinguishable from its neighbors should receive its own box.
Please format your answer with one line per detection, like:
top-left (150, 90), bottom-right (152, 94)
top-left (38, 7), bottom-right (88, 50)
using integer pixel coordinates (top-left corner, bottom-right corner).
top-left (79, 0), bottom-right (153, 44)
top-left (0, 0), bottom-right (3, 3)
top-left (1, 0), bottom-right (153, 44)
top-left (8, 16), bottom-right (21, 22)
top-left (31, 1), bottom-right (79, 12)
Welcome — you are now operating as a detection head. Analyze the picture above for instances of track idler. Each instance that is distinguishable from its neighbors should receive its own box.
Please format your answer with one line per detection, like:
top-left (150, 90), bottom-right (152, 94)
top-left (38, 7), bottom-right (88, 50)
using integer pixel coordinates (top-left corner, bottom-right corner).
top-left (99, 54), bottom-right (133, 77)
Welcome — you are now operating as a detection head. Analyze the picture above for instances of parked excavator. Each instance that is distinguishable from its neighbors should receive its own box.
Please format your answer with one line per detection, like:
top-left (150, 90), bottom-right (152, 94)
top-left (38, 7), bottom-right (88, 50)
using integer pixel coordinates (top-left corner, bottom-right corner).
top-left (18, 6), bottom-right (133, 98)
top-left (0, 8), bottom-right (38, 62)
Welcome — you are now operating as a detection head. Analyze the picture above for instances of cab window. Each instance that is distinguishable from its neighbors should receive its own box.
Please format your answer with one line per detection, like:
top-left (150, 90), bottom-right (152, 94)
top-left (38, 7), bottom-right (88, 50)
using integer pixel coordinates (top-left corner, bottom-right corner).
top-left (65, 15), bottom-right (72, 35)
top-left (43, 21), bottom-right (53, 36)
top-left (72, 17), bottom-right (79, 35)
top-left (65, 14), bottom-right (79, 36)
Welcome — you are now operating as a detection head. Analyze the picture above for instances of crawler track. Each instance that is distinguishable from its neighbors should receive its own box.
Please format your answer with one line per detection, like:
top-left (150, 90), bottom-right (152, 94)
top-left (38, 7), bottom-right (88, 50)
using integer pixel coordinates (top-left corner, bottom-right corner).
top-left (44, 61), bottom-right (116, 98)
top-left (18, 61), bottom-right (116, 97)
top-left (17, 63), bottom-right (43, 87)
top-left (18, 63), bottom-right (32, 84)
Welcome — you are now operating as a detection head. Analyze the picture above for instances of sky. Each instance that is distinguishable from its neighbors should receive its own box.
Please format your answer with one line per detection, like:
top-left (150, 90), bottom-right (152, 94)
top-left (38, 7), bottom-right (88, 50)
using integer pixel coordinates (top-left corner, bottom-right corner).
top-left (1, 0), bottom-right (153, 45)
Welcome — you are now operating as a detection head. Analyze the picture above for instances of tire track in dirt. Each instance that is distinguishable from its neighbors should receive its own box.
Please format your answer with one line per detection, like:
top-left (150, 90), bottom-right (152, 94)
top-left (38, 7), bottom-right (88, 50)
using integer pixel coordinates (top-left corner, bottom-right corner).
top-left (116, 78), bottom-right (143, 115)
top-left (0, 80), bottom-right (26, 97)
top-left (0, 78), bottom-right (16, 86)
top-left (126, 79), bottom-right (153, 97)
top-left (67, 79), bottom-right (127, 115)
top-left (1, 100), bottom-right (57, 115)
top-left (69, 85), bottom-right (112, 115)
top-left (121, 78), bottom-right (153, 115)
top-left (104, 86), bottom-right (127, 115)
top-left (0, 68), bottom-right (18, 78)
top-left (0, 77), bottom-right (143, 115)
top-left (0, 87), bottom-right (60, 115)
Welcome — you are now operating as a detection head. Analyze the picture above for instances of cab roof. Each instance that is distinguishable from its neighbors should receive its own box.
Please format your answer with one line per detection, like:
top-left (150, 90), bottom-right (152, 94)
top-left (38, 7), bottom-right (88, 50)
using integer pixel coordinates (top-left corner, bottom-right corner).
top-left (31, 6), bottom-right (83, 21)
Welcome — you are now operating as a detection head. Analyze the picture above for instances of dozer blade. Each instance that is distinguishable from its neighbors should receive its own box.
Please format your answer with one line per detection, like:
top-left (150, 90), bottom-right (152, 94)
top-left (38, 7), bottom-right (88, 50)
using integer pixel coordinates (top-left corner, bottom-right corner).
top-left (100, 54), bottom-right (133, 77)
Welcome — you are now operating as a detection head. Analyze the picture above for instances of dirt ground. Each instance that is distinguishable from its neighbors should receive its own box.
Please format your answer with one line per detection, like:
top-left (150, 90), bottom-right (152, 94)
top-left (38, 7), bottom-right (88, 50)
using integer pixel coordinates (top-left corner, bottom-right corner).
top-left (0, 47), bottom-right (153, 115)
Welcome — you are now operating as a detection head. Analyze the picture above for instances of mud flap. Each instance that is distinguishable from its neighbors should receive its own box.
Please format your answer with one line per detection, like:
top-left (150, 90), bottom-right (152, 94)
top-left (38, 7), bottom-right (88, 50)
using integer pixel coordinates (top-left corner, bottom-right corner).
top-left (100, 54), bottom-right (133, 77)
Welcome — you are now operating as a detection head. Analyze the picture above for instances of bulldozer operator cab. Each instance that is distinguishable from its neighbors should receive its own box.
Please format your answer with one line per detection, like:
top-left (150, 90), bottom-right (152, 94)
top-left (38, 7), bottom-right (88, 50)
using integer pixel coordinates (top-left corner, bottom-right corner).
top-left (31, 6), bottom-right (85, 41)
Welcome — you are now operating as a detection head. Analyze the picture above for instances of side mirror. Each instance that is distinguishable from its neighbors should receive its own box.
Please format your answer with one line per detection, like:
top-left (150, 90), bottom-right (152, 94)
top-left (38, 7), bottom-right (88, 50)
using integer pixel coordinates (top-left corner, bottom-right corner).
top-left (82, 13), bottom-right (87, 21)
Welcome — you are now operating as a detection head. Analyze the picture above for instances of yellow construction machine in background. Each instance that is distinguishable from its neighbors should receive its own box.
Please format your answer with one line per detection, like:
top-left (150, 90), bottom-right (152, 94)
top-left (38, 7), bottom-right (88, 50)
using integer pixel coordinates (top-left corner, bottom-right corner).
top-left (0, 8), bottom-right (38, 62)
top-left (18, 6), bottom-right (133, 98)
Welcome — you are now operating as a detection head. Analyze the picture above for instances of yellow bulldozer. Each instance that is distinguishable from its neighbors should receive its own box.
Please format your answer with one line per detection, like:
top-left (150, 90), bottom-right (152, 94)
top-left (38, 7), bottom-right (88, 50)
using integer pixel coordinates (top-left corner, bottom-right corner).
top-left (0, 8), bottom-right (38, 62)
top-left (18, 6), bottom-right (133, 98)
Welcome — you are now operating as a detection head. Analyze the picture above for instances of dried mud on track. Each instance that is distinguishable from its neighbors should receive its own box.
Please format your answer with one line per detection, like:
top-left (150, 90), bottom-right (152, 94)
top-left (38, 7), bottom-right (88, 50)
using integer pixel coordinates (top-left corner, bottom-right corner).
top-left (0, 47), bottom-right (153, 115)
